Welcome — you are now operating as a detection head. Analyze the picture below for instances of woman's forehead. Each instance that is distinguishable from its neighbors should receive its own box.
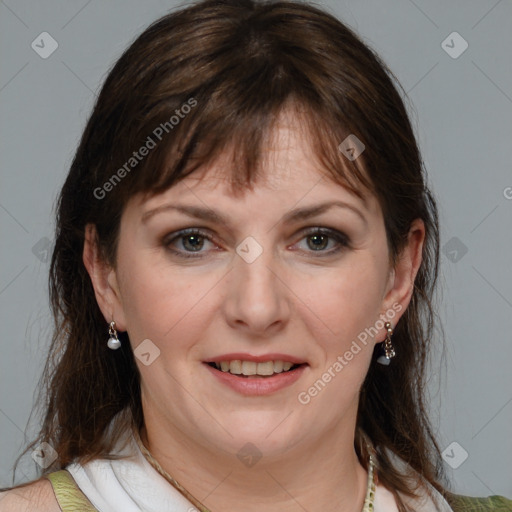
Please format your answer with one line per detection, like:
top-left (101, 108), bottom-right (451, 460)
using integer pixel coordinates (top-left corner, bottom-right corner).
top-left (133, 159), bottom-right (376, 227)
top-left (166, 114), bottom-right (368, 192)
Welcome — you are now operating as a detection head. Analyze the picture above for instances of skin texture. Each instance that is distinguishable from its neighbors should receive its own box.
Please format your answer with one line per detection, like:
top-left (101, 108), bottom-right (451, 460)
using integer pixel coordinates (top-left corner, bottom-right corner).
top-left (0, 480), bottom-right (60, 511)
top-left (83, 110), bottom-right (425, 512)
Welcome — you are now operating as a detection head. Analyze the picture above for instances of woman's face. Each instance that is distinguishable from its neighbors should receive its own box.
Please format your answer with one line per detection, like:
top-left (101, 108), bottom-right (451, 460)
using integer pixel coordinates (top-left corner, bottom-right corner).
top-left (89, 113), bottom-right (421, 460)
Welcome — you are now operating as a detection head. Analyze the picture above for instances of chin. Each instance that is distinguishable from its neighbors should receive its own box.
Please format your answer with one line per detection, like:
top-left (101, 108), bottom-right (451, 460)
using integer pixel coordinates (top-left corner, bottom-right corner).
top-left (200, 412), bottom-right (308, 458)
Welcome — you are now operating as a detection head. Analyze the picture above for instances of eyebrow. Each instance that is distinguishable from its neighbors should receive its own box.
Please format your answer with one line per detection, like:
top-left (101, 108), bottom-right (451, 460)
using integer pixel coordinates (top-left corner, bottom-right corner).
top-left (141, 200), bottom-right (367, 227)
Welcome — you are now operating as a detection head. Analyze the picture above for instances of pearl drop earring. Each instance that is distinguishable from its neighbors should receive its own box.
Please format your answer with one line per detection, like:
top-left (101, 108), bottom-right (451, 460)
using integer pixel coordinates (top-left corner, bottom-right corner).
top-left (107, 320), bottom-right (121, 350)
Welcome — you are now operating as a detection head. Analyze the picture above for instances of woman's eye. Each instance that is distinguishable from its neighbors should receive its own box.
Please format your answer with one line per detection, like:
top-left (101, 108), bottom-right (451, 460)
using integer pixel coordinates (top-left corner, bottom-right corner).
top-left (295, 228), bottom-right (349, 256)
top-left (164, 229), bottom-right (217, 258)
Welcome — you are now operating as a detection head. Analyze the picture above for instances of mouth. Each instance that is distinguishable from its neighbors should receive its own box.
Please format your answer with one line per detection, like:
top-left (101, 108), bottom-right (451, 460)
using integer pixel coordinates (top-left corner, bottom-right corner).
top-left (205, 360), bottom-right (307, 378)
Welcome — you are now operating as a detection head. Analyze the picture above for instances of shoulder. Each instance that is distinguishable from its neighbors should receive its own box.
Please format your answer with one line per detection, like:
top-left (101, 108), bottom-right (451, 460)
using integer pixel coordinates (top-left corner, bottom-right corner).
top-left (0, 478), bottom-right (61, 512)
top-left (446, 492), bottom-right (512, 512)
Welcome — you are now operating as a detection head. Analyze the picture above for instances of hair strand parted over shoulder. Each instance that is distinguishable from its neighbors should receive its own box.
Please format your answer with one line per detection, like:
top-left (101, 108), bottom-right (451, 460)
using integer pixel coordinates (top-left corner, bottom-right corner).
top-left (15, 1), bottom-right (447, 509)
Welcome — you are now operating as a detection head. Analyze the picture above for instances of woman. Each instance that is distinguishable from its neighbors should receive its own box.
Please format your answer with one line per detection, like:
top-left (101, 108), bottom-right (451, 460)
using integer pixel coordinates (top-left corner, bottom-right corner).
top-left (1, 0), bottom-right (510, 511)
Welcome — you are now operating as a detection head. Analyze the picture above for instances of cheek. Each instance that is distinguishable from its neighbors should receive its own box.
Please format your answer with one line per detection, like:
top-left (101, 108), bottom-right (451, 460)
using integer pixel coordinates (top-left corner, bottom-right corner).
top-left (294, 262), bottom-right (387, 413)
top-left (295, 255), bottom-right (388, 344)
top-left (116, 248), bottom-right (221, 351)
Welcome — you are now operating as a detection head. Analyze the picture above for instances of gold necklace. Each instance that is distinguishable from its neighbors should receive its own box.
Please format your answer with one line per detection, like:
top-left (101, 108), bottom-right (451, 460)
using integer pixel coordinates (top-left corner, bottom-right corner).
top-left (134, 427), bottom-right (376, 512)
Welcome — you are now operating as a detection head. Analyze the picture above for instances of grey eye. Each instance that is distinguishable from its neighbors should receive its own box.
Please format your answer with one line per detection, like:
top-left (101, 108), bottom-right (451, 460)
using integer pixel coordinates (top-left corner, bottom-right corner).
top-left (306, 233), bottom-right (329, 251)
top-left (181, 234), bottom-right (206, 252)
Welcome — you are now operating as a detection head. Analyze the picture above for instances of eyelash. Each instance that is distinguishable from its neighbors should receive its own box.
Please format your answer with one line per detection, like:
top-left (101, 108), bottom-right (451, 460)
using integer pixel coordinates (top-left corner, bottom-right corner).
top-left (163, 227), bottom-right (350, 259)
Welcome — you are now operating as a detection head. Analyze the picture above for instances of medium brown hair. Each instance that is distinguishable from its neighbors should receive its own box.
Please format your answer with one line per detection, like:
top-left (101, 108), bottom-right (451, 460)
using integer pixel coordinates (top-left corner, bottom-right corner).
top-left (14, 0), bottom-right (448, 509)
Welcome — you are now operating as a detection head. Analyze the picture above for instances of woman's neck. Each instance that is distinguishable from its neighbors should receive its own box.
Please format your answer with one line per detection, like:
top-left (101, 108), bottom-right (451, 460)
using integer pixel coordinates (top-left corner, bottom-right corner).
top-left (139, 420), bottom-right (370, 512)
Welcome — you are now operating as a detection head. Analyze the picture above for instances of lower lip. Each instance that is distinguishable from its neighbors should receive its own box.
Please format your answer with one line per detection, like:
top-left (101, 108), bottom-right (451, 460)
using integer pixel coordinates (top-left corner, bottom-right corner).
top-left (204, 363), bottom-right (307, 396)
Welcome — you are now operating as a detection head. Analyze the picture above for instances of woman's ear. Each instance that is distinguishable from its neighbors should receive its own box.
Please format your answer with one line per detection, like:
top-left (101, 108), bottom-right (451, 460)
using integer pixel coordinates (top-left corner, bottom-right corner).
top-left (381, 218), bottom-right (425, 319)
top-left (82, 224), bottom-right (127, 331)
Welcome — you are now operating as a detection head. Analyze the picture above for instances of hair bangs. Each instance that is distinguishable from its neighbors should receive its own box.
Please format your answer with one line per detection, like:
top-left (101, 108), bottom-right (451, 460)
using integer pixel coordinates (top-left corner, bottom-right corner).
top-left (117, 91), bottom-right (375, 210)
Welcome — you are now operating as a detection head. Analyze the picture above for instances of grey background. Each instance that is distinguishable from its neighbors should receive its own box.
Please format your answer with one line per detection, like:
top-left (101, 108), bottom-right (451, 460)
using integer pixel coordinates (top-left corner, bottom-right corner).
top-left (1, 0), bottom-right (511, 498)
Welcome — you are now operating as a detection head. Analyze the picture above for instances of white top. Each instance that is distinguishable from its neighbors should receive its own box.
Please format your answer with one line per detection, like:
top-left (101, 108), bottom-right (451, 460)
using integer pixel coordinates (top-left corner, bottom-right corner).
top-left (67, 430), bottom-right (454, 512)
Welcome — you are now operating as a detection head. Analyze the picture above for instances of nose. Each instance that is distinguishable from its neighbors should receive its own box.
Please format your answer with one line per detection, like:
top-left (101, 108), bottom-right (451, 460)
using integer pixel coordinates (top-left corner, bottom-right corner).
top-left (222, 244), bottom-right (291, 337)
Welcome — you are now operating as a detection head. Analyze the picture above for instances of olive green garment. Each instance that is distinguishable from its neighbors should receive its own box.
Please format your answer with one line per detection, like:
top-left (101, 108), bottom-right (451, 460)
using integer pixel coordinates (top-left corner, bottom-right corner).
top-left (45, 470), bottom-right (98, 511)
top-left (446, 492), bottom-right (512, 512)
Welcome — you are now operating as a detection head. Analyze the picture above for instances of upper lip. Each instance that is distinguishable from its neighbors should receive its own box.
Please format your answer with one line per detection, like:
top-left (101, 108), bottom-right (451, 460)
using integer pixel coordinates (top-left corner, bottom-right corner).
top-left (205, 353), bottom-right (307, 364)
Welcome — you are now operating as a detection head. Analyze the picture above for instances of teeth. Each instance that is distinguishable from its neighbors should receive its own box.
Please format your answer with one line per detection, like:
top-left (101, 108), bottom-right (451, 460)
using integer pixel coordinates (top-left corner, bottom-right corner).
top-left (213, 360), bottom-right (300, 376)
top-left (229, 360), bottom-right (242, 374)
top-left (273, 360), bottom-right (284, 373)
top-left (256, 361), bottom-right (274, 376)
top-left (242, 361), bottom-right (257, 375)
